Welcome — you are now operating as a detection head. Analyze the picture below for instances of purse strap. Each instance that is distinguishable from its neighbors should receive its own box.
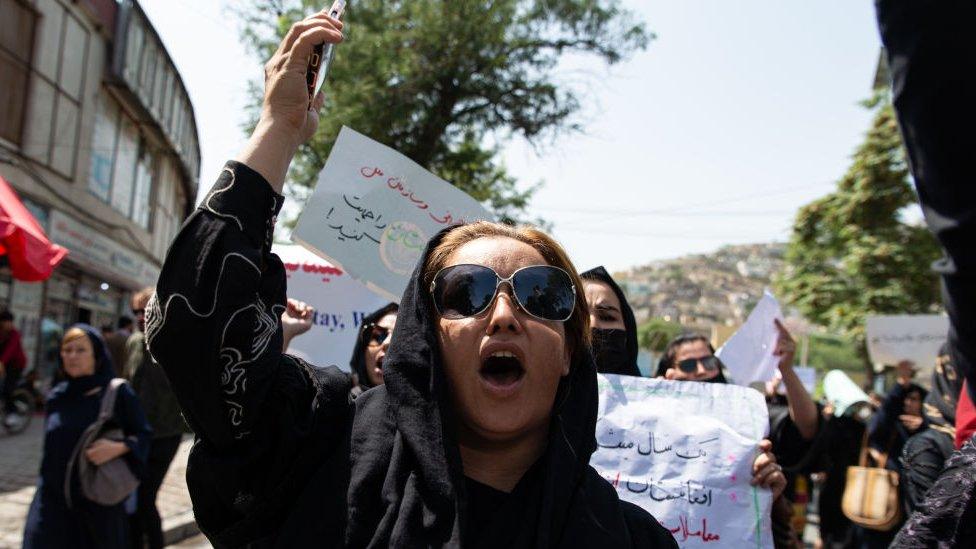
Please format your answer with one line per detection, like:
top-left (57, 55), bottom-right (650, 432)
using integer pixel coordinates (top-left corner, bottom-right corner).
top-left (857, 425), bottom-right (893, 469)
top-left (64, 378), bottom-right (127, 508)
top-left (98, 378), bottom-right (126, 421)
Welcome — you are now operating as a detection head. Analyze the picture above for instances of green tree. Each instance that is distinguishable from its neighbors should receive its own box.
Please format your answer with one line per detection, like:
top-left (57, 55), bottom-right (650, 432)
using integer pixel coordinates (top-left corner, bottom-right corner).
top-left (637, 317), bottom-right (684, 353)
top-left (776, 92), bottom-right (941, 379)
top-left (237, 0), bottom-right (651, 224)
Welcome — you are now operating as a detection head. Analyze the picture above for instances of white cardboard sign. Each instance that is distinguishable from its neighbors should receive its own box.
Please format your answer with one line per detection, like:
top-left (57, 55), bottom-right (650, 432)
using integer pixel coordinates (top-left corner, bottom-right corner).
top-left (293, 127), bottom-right (492, 301)
top-left (274, 244), bottom-right (388, 370)
top-left (866, 314), bottom-right (948, 372)
top-left (716, 290), bottom-right (784, 385)
top-left (592, 374), bottom-right (773, 548)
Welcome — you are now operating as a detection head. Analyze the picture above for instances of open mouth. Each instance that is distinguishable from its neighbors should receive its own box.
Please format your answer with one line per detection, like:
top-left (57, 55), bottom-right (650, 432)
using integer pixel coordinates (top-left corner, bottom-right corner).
top-left (479, 351), bottom-right (525, 388)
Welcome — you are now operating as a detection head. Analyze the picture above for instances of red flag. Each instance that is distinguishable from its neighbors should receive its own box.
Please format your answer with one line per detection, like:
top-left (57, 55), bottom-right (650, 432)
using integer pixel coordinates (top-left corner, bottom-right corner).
top-left (0, 176), bottom-right (68, 281)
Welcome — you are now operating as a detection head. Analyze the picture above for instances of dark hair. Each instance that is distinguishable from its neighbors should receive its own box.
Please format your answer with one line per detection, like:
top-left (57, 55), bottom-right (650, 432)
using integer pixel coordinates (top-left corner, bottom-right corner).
top-left (654, 333), bottom-right (716, 377)
top-left (101, 323), bottom-right (114, 333)
top-left (117, 316), bottom-right (133, 330)
top-left (0, 310), bottom-right (13, 323)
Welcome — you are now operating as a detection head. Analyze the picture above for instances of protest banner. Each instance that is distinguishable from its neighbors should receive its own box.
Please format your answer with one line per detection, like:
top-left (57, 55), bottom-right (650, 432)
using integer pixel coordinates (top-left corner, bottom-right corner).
top-left (273, 244), bottom-right (388, 370)
top-left (293, 127), bottom-right (493, 301)
top-left (866, 315), bottom-right (948, 379)
top-left (716, 290), bottom-right (784, 385)
top-left (592, 374), bottom-right (773, 548)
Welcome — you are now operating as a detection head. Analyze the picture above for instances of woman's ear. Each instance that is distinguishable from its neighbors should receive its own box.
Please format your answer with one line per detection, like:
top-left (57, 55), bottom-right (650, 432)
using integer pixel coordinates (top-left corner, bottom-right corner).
top-left (663, 368), bottom-right (677, 380)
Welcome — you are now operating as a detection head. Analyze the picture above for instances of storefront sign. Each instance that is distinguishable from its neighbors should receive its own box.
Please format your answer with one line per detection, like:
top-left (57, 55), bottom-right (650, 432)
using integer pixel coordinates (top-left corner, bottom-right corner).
top-left (48, 210), bottom-right (158, 289)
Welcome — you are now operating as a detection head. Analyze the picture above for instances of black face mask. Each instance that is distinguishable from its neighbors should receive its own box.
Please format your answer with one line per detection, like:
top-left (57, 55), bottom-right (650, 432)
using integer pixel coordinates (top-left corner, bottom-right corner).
top-left (591, 328), bottom-right (632, 375)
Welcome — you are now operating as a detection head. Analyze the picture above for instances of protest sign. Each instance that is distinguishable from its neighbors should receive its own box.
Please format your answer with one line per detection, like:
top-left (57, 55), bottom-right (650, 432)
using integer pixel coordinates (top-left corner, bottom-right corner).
top-left (772, 366), bottom-right (816, 396)
top-left (716, 290), bottom-right (784, 385)
top-left (293, 126), bottom-right (493, 301)
top-left (592, 374), bottom-right (773, 548)
top-left (866, 315), bottom-right (948, 378)
top-left (793, 366), bottom-right (817, 395)
top-left (273, 244), bottom-right (388, 370)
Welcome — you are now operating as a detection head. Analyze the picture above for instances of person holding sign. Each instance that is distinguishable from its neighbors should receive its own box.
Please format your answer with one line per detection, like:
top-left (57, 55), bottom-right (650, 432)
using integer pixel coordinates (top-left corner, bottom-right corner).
top-left (654, 330), bottom-right (818, 548)
top-left (144, 13), bottom-right (676, 548)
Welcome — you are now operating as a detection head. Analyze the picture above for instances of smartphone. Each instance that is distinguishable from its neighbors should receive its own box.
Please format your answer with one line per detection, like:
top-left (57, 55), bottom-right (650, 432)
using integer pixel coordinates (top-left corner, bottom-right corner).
top-left (306, 0), bottom-right (347, 105)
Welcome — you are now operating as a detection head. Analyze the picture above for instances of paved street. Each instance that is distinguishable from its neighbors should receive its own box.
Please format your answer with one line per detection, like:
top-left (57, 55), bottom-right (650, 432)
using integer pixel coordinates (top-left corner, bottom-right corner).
top-left (0, 416), bottom-right (196, 548)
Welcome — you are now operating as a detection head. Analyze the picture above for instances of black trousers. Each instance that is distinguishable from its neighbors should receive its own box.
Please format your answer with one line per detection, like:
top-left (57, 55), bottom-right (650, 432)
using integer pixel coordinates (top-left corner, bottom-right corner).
top-left (130, 435), bottom-right (182, 549)
top-left (2, 366), bottom-right (22, 414)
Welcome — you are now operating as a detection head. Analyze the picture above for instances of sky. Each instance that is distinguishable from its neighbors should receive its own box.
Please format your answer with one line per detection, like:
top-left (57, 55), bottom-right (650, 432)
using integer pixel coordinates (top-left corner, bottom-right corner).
top-left (141, 0), bottom-right (884, 273)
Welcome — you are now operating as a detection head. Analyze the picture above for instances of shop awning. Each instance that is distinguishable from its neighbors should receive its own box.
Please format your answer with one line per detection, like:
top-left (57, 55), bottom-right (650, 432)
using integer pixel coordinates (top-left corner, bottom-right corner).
top-left (0, 176), bottom-right (68, 281)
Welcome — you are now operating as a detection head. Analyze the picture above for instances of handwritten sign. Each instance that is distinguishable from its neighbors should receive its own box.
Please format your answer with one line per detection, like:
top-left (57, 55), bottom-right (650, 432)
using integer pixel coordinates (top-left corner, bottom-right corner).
top-left (716, 290), bottom-right (784, 385)
top-left (273, 244), bottom-right (388, 370)
top-left (866, 315), bottom-right (948, 380)
top-left (293, 127), bottom-right (492, 301)
top-left (592, 375), bottom-right (773, 548)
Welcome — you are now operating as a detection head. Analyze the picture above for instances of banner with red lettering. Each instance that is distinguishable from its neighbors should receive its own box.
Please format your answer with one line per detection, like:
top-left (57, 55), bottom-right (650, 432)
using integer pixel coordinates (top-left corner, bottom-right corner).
top-left (273, 244), bottom-right (388, 370)
top-left (293, 127), bottom-right (492, 301)
top-left (591, 374), bottom-right (774, 548)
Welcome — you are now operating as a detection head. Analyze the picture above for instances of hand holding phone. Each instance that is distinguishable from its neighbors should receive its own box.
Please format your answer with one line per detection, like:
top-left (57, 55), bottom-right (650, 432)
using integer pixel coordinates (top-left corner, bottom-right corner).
top-left (306, 0), bottom-right (347, 106)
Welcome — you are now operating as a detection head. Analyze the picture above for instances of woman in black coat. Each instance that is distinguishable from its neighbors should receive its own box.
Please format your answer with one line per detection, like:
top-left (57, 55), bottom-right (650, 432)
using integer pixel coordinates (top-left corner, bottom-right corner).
top-left (23, 325), bottom-right (151, 548)
top-left (144, 14), bottom-right (677, 548)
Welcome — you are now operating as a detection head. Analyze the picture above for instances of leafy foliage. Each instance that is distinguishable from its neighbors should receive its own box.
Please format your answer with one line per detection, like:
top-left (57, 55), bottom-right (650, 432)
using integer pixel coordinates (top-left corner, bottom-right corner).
top-left (236, 0), bottom-right (651, 224)
top-left (637, 317), bottom-right (684, 353)
top-left (776, 92), bottom-right (941, 374)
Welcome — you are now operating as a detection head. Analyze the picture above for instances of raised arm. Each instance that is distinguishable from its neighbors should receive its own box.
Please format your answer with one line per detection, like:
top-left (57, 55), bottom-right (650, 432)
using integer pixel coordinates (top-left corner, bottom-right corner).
top-left (145, 12), bottom-right (344, 450)
top-left (773, 320), bottom-right (819, 440)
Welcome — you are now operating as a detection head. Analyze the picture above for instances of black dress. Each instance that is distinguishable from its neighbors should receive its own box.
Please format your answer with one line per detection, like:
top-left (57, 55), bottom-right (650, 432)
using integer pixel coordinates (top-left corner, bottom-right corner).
top-left (146, 161), bottom-right (677, 547)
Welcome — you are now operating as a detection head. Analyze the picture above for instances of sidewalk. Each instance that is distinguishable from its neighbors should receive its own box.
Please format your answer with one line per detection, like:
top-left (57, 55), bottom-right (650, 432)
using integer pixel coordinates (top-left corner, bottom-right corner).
top-left (0, 416), bottom-right (199, 548)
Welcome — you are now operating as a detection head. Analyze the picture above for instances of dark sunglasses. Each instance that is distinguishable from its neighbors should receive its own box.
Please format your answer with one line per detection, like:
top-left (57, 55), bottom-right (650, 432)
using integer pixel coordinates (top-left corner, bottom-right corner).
top-left (676, 355), bottom-right (722, 374)
top-left (361, 324), bottom-right (390, 347)
top-left (430, 264), bottom-right (576, 322)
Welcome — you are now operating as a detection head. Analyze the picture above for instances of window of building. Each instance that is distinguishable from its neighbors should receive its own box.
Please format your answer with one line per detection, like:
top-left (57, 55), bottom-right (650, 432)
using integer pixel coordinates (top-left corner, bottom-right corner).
top-left (111, 115), bottom-right (138, 217)
top-left (88, 93), bottom-right (120, 201)
top-left (18, 5), bottom-right (89, 178)
top-left (0, 0), bottom-right (36, 145)
top-left (89, 92), bottom-right (155, 229)
top-left (132, 144), bottom-right (154, 229)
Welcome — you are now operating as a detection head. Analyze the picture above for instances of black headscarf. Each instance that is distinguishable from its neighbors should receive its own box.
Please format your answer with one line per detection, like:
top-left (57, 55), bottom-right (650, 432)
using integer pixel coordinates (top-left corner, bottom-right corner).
top-left (348, 302), bottom-right (398, 390)
top-left (925, 343), bottom-right (962, 439)
top-left (580, 266), bottom-right (642, 377)
top-left (47, 323), bottom-right (115, 403)
top-left (345, 227), bottom-right (675, 547)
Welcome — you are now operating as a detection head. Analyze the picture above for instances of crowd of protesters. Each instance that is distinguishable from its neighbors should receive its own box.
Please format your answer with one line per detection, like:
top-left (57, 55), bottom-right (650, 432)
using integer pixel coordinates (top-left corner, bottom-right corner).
top-left (4, 0), bottom-right (974, 547)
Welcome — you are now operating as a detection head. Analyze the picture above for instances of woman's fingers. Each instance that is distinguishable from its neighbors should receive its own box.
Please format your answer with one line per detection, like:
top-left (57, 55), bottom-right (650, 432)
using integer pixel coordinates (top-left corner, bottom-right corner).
top-left (312, 90), bottom-right (326, 113)
top-left (752, 461), bottom-right (782, 487)
top-left (278, 14), bottom-right (343, 58)
top-left (285, 26), bottom-right (344, 72)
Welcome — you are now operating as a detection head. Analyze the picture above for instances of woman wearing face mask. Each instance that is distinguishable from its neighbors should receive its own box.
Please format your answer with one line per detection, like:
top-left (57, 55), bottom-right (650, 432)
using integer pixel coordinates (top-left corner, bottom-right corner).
top-left (580, 267), bottom-right (642, 377)
top-left (348, 303), bottom-right (397, 397)
top-left (23, 325), bottom-right (151, 549)
top-left (144, 14), bottom-right (676, 547)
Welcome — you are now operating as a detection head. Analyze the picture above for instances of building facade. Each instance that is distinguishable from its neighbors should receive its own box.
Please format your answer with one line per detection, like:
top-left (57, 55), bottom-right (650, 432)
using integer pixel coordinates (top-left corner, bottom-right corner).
top-left (0, 0), bottom-right (199, 382)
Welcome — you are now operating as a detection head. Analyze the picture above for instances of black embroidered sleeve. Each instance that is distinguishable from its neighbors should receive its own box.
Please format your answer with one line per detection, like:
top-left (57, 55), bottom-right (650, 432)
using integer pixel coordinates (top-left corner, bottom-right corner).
top-left (146, 161), bottom-right (286, 447)
top-left (146, 162), bottom-right (354, 542)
